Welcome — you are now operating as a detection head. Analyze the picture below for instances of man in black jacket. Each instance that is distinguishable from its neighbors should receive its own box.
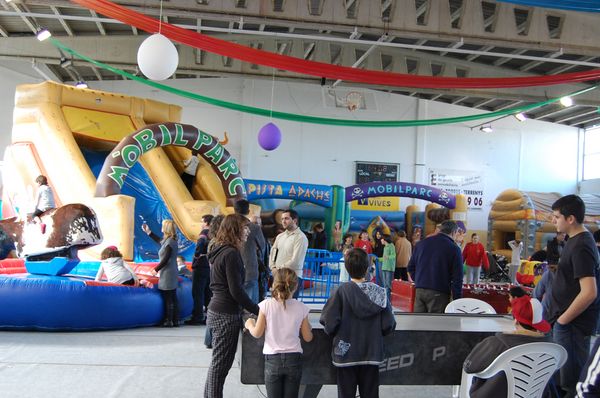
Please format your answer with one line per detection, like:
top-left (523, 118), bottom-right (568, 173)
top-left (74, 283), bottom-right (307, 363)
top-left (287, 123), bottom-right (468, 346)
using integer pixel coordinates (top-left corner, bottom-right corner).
top-left (407, 220), bottom-right (463, 313)
top-left (185, 214), bottom-right (213, 325)
top-left (234, 199), bottom-right (265, 304)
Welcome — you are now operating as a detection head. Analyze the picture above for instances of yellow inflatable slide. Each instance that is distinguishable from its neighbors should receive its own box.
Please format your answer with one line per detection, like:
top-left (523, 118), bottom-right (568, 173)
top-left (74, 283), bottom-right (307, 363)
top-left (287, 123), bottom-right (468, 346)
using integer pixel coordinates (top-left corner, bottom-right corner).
top-left (2, 81), bottom-right (240, 260)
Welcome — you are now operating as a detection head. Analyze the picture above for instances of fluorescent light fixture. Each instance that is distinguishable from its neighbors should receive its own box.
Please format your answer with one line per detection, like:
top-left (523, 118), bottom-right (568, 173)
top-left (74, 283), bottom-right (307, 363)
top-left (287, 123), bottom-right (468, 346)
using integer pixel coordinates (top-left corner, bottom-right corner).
top-left (59, 58), bottom-right (72, 68)
top-left (480, 125), bottom-right (493, 133)
top-left (560, 96), bottom-right (573, 107)
top-left (75, 81), bottom-right (88, 89)
top-left (514, 112), bottom-right (527, 122)
top-left (36, 28), bottom-right (51, 41)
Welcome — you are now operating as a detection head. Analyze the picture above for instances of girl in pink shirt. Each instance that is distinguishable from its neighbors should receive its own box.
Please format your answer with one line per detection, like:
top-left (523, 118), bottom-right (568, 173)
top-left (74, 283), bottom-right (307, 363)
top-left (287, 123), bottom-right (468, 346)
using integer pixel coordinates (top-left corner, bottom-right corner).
top-left (245, 268), bottom-right (313, 398)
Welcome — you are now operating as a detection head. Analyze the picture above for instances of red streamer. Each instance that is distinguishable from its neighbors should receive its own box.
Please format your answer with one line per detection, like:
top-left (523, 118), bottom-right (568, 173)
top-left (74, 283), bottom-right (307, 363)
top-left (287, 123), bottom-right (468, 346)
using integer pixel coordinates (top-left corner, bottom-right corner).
top-left (72, 0), bottom-right (600, 89)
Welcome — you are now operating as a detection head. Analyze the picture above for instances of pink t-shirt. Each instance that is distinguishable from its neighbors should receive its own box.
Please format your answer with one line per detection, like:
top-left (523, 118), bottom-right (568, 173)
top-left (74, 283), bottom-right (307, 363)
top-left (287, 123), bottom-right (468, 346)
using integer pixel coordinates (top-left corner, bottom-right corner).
top-left (258, 297), bottom-right (310, 355)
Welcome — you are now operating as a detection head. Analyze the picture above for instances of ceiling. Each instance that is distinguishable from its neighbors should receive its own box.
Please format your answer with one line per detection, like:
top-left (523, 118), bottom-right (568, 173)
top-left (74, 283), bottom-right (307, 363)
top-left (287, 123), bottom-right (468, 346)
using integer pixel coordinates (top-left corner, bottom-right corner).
top-left (1, 0), bottom-right (600, 128)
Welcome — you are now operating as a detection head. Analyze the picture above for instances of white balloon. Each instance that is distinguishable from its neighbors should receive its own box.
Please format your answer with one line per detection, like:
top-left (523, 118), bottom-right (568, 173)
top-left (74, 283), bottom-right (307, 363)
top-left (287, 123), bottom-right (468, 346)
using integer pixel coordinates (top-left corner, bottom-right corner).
top-left (137, 33), bottom-right (179, 81)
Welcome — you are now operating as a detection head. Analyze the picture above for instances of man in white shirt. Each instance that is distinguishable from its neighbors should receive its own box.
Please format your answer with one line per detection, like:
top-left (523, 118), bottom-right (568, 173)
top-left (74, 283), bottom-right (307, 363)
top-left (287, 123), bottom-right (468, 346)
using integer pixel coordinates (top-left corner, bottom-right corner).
top-left (270, 209), bottom-right (308, 299)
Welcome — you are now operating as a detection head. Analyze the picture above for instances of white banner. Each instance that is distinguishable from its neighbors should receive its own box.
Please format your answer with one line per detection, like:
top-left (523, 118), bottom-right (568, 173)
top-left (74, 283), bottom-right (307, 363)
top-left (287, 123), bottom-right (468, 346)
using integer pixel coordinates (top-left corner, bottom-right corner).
top-left (428, 168), bottom-right (485, 210)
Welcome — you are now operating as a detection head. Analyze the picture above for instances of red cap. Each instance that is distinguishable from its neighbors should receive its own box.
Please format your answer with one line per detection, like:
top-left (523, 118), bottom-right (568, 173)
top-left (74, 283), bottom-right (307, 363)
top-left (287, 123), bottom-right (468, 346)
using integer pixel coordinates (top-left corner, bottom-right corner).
top-left (511, 295), bottom-right (551, 333)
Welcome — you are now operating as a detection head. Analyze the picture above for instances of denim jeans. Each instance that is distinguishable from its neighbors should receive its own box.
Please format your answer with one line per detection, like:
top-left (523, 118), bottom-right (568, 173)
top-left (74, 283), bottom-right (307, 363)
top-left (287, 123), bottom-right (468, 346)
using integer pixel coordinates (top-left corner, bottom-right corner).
top-left (243, 279), bottom-right (259, 304)
top-left (553, 321), bottom-right (591, 397)
top-left (264, 352), bottom-right (303, 398)
top-left (293, 277), bottom-right (303, 299)
top-left (381, 270), bottom-right (394, 301)
top-left (191, 267), bottom-right (210, 321)
top-left (465, 266), bottom-right (481, 284)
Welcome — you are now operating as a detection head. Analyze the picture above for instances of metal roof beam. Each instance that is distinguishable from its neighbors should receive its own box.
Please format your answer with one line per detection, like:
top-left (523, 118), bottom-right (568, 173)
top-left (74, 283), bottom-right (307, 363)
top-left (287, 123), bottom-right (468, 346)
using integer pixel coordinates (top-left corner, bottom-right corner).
top-left (554, 108), bottom-right (598, 123)
top-left (90, 10), bottom-right (106, 36)
top-left (50, 6), bottom-right (73, 37)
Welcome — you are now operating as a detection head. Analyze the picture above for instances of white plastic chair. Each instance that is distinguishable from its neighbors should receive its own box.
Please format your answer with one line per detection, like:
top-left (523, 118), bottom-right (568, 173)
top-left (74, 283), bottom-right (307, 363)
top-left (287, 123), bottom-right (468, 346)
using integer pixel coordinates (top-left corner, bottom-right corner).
top-left (459, 342), bottom-right (567, 398)
top-left (445, 298), bottom-right (497, 315)
top-left (446, 298), bottom-right (497, 397)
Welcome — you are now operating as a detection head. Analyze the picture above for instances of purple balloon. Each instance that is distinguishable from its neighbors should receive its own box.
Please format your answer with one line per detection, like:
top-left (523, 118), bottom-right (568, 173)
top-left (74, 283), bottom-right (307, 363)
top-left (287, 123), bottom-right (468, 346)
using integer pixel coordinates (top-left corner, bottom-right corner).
top-left (258, 122), bottom-right (282, 151)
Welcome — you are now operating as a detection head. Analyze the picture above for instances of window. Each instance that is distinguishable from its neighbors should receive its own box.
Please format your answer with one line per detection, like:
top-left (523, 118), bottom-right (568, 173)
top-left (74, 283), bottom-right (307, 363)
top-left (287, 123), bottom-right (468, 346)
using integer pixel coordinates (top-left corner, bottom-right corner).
top-left (583, 126), bottom-right (600, 180)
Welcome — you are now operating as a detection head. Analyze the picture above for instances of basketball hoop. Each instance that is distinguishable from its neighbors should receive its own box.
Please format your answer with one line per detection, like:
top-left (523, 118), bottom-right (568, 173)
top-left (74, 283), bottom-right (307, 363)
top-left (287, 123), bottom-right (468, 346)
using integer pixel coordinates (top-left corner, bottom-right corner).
top-left (345, 91), bottom-right (363, 112)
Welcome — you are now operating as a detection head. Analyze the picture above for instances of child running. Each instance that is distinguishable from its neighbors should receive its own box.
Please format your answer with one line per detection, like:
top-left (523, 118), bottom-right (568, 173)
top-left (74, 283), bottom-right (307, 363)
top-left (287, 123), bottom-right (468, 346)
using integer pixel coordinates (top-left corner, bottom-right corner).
top-left (245, 268), bottom-right (313, 398)
top-left (320, 248), bottom-right (396, 398)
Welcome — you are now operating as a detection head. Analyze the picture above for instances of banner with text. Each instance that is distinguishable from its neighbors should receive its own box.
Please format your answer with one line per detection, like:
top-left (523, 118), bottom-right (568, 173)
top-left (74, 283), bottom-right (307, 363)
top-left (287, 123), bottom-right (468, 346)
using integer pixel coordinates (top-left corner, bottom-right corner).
top-left (428, 169), bottom-right (485, 210)
top-left (345, 182), bottom-right (456, 209)
top-left (245, 179), bottom-right (333, 208)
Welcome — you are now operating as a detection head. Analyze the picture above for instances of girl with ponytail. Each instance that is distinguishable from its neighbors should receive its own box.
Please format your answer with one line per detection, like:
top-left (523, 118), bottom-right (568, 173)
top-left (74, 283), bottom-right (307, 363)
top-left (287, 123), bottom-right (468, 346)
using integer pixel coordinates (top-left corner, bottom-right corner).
top-left (245, 268), bottom-right (313, 398)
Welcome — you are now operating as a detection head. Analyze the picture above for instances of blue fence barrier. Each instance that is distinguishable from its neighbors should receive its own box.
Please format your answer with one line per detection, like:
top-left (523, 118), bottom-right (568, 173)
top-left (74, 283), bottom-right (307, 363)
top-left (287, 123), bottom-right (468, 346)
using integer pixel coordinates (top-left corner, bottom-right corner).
top-left (299, 249), bottom-right (380, 303)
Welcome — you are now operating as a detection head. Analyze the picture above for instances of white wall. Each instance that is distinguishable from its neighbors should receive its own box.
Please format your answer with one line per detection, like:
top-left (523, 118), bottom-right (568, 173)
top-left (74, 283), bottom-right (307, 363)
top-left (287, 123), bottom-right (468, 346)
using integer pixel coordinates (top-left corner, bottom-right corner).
top-left (0, 63), bottom-right (46, 152)
top-left (0, 75), bottom-right (581, 230)
top-left (580, 179), bottom-right (600, 193)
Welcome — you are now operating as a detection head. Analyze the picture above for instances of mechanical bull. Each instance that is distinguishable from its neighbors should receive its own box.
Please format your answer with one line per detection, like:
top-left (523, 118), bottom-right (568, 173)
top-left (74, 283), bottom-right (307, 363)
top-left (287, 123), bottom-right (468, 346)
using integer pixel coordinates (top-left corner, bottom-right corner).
top-left (0, 203), bottom-right (102, 261)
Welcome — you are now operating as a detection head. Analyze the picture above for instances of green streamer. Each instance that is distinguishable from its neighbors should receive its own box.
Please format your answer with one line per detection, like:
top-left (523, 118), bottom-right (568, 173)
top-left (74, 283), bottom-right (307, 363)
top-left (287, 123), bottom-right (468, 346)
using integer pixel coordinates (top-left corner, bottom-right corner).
top-left (50, 39), bottom-right (597, 128)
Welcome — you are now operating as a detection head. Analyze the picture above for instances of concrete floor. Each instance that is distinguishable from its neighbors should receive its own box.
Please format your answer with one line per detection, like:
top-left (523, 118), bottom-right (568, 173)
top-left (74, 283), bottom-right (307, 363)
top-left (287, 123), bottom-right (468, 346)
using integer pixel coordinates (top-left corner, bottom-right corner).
top-left (0, 325), bottom-right (453, 398)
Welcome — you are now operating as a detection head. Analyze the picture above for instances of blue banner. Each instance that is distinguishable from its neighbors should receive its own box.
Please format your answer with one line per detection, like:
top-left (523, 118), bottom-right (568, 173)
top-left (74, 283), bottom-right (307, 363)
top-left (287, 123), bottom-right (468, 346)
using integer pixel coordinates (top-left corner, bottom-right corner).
top-left (345, 182), bottom-right (456, 209)
top-left (245, 179), bottom-right (333, 208)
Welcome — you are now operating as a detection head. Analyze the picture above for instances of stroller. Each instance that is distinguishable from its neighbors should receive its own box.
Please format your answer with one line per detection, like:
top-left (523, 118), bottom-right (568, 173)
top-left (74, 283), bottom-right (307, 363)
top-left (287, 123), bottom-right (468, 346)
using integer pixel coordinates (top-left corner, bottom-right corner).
top-left (484, 252), bottom-right (511, 283)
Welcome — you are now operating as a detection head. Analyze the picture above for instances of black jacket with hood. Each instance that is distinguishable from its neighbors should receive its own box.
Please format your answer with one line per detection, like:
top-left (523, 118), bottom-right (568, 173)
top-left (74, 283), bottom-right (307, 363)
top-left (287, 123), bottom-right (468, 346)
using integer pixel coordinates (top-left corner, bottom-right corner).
top-left (319, 281), bottom-right (396, 367)
top-left (207, 243), bottom-right (259, 316)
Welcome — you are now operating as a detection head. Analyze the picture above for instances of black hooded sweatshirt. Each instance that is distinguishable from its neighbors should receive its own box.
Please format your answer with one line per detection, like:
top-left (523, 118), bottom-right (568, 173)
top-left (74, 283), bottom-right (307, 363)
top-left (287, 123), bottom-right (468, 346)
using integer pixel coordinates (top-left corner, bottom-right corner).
top-left (207, 243), bottom-right (259, 316)
top-left (320, 281), bottom-right (396, 366)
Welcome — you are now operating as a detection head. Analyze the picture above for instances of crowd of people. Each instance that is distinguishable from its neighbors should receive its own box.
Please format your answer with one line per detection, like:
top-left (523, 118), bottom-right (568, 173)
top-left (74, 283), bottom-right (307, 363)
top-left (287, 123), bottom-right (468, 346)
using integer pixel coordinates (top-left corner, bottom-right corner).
top-left (24, 165), bottom-right (600, 397)
top-left (465, 195), bottom-right (600, 398)
top-left (85, 190), bottom-right (600, 398)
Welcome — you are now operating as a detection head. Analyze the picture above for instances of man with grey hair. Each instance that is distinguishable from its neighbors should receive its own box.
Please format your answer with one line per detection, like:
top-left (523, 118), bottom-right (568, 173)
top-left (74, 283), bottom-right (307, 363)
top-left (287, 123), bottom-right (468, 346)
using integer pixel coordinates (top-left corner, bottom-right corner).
top-left (408, 220), bottom-right (464, 313)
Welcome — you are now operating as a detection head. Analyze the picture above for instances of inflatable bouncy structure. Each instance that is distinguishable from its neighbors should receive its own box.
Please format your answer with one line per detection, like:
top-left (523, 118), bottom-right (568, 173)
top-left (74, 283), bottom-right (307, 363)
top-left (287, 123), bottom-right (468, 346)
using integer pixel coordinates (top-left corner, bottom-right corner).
top-left (488, 189), bottom-right (600, 258)
top-left (2, 81), bottom-right (245, 260)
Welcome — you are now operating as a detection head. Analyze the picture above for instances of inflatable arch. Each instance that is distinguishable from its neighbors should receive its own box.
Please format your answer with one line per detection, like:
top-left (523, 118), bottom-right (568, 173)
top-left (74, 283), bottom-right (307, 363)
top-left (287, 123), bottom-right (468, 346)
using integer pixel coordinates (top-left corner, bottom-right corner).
top-left (245, 179), bottom-right (468, 249)
top-left (245, 179), bottom-right (346, 250)
top-left (345, 181), bottom-right (468, 236)
top-left (488, 189), bottom-right (600, 258)
top-left (96, 122), bottom-right (246, 204)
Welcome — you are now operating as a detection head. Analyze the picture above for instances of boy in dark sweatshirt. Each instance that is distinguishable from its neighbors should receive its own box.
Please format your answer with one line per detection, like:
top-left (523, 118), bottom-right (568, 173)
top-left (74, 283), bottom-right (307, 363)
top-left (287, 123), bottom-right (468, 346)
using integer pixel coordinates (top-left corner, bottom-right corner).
top-left (320, 248), bottom-right (396, 398)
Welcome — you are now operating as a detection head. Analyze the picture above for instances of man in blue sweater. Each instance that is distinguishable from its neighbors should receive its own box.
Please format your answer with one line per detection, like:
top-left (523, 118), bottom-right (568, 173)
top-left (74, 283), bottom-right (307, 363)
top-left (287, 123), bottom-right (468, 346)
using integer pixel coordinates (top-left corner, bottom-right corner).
top-left (408, 220), bottom-right (463, 313)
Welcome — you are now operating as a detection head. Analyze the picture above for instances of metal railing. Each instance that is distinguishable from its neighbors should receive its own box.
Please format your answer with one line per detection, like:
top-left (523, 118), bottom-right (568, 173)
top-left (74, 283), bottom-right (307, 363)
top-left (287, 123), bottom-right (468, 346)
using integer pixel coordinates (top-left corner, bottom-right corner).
top-left (299, 249), bottom-right (380, 303)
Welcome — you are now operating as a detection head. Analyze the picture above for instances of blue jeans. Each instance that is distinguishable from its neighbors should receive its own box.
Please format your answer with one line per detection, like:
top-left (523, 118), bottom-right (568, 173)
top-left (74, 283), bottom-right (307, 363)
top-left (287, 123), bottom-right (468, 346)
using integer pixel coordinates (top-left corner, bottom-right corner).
top-left (243, 279), bottom-right (259, 304)
top-left (204, 325), bottom-right (213, 348)
top-left (264, 353), bottom-right (303, 398)
top-left (465, 266), bottom-right (481, 284)
top-left (293, 277), bottom-right (303, 299)
top-left (381, 270), bottom-right (394, 301)
top-left (191, 267), bottom-right (210, 321)
top-left (553, 321), bottom-right (591, 397)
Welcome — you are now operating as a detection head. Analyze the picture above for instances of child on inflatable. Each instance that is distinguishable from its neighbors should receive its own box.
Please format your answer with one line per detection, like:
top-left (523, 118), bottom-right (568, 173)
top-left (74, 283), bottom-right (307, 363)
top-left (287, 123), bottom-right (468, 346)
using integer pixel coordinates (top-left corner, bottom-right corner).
top-left (31, 175), bottom-right (55, 234)
top-left (245, 268), bottom-right (313, 398)
top-left (176, 255), bottom-right (192, 278)
top-left (95, 246), bottom-right (139, 286)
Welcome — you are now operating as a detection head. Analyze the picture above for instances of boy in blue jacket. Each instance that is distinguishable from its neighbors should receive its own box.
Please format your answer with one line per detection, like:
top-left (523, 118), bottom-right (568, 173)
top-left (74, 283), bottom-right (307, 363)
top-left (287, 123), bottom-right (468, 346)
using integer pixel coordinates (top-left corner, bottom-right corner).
top-left (320, 248), bottom-right (396, 398)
